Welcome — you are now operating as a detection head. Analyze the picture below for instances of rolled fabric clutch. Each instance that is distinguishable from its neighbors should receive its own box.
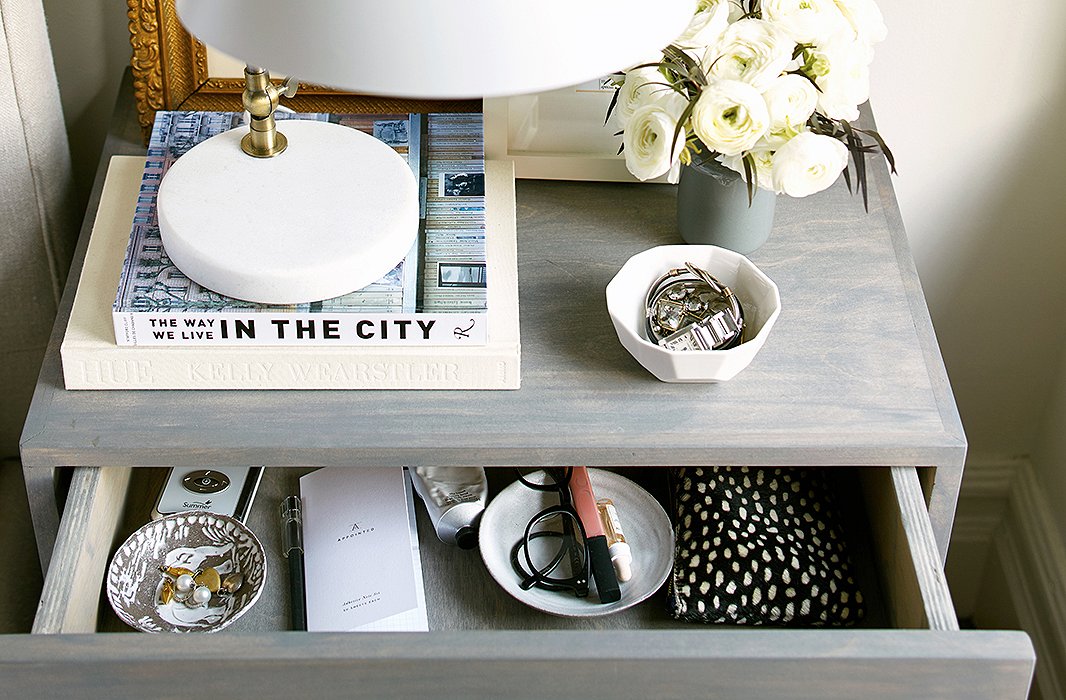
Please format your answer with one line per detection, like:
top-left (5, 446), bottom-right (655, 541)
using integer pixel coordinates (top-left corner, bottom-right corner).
top-left (667, 466), bottom-right (864, 626)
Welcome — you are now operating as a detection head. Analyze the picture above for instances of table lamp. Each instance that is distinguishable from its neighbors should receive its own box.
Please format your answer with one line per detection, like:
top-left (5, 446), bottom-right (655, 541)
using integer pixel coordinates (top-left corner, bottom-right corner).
top-left (162, 0), bottom-right (697, 304)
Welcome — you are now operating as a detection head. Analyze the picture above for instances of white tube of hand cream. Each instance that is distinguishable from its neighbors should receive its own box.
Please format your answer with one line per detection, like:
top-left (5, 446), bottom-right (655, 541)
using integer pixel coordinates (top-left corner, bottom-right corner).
top-left (409, 466), bottom-right (487, 549)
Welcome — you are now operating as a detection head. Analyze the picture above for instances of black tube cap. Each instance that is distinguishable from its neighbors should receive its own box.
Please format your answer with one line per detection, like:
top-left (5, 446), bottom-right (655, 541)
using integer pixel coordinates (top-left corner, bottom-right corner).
top-left (455, 525), bottom-right (478, 550)
top-left (587, 536), bottom-right (621, 603)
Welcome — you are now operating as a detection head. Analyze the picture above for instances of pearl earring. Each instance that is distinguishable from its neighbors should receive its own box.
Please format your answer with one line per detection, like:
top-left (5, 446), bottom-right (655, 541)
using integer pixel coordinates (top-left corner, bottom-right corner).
top-left (156, 563), bottom-right (237, 609)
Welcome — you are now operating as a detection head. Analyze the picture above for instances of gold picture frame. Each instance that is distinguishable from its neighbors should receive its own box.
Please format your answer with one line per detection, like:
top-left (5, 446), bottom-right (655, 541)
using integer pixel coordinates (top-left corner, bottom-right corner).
top-left (127, 0), bottom-right (479, 142)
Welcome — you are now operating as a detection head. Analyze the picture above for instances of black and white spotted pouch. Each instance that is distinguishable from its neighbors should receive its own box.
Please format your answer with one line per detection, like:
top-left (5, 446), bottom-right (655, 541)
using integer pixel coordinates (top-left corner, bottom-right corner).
top-left (667, 466), bottom-right (864, 626)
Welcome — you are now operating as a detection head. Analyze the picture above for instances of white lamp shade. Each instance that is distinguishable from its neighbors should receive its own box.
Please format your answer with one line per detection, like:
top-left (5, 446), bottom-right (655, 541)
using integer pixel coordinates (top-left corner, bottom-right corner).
top-left (175, 0), bottom-right (698, 98)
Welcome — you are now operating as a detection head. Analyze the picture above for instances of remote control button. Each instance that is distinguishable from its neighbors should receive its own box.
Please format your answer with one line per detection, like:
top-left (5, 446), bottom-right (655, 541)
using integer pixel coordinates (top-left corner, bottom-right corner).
top-left (181, 469), bottom-right (231, 494)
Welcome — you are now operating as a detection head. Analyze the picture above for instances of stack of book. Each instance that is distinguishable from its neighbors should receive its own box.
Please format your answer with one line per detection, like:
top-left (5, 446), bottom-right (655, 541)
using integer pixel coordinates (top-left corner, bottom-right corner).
top-left (60, 112), bottom-right (520, 390)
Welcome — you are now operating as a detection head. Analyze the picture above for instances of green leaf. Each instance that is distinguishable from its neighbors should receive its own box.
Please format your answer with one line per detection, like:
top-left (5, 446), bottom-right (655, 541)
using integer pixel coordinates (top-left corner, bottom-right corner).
top-left (787, 68), bottom-right (822, 92)
top-left (742, 153), bottom-right (757, 207)
top-left (841, 120), bottom-right (869, 212)
top-left (670, 97), bottom-right (698, 163)
top-left (662, 45), bottom-right (694, 72)
top-left (808, 111), bottom-right (836, 136)
top-left (856, 127), bottom-right (897, 174)
top-left (663, 44), bottom-right (708, 87)
top-left (605, 86), bottom-right (620, 126)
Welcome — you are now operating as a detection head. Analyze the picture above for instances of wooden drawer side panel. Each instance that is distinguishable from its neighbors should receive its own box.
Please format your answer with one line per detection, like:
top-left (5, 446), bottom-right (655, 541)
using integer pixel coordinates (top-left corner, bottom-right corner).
top-left (861, 467), bottom-right (957, 630)
top-left (33, 467), bottom-right (131, 634)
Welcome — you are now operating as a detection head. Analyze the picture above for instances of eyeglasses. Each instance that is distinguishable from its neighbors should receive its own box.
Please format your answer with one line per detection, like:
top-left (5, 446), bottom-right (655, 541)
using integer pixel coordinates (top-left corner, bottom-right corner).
top-left (509, 468), bottom-right (590, 598)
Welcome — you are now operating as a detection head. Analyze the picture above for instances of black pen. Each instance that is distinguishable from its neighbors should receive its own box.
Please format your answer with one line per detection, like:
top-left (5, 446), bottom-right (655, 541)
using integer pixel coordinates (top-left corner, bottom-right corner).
top-left (280, 495), bottom-right (307, 630)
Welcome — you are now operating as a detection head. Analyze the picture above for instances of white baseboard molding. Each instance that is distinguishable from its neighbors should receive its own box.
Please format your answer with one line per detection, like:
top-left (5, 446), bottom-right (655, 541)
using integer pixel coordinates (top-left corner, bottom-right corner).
top-left (950, 459), bottom-right (1016, 544)
top-left (957, 459), bottom-right (1018, 498)
top-left (994, 462), bottom-right (1066, 700)
top-left (955, 459), bottom-right (1066, 700)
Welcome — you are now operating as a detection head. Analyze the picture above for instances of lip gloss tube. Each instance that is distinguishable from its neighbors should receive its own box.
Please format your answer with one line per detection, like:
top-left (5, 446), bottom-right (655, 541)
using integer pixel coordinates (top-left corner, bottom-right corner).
top-left (568, 467), bottom-right (621, 603)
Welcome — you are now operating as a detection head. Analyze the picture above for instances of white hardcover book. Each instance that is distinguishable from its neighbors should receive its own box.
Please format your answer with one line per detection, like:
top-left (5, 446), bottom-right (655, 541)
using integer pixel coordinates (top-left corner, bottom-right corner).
top-left (60, 156), bottom-right (520, 390)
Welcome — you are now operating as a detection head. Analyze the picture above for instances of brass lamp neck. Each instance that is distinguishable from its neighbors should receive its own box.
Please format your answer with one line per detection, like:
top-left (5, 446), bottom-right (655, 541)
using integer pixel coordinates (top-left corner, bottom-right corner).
top-left (241, 65), bottom-right (288, 158)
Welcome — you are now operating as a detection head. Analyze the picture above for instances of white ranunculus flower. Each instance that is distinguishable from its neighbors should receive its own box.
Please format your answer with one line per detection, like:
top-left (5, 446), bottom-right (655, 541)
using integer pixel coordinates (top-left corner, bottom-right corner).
top-left (803, 31), bottom-right (873, 121)
top-left (675, 0), bottom-right (730, 51)
top-left (718, 146), bottom-right (776, 191)
top-left (615, 66), bottom-right (669, 127)
top-left (771, 131), bottom-right (849, 197)
top-left (690, 79), bottom-right (770, 156)
top-left (623, 104), bottom-right (686, 182)
top-left (817, 61), bottom-right (870, 121)
top-left (627, 77), bottom-right (690, 127)
top-left (761, 0), bottom-right (850, 44)
top-left (762, 74), bottom-right (818, 142)
top-left (651, 88), bottom-right (692, 123)
top-left (833, 0), bottom-right (887, 45)
top-left (703, 19), bottom-right (795, 92)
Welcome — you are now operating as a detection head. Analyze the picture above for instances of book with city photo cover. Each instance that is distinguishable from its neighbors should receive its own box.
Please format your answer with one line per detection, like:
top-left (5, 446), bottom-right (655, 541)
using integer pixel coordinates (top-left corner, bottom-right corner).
top-left (113, 110), bottom-right (490, 347)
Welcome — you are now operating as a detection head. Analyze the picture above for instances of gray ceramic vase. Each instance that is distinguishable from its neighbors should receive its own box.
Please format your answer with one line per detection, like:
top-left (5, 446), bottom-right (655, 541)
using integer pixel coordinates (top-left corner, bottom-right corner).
top-left (676, 158), bottom-right (776, 255)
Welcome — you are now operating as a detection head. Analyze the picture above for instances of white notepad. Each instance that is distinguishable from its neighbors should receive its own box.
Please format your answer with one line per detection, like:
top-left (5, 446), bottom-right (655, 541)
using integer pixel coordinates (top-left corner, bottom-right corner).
top-left (300, 467), bottom-right (428, 632)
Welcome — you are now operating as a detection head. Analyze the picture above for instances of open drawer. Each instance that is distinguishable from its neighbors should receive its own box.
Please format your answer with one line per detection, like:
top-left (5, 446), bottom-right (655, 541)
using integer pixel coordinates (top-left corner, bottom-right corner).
top-left (12, 465), bottom-right (1033, 699)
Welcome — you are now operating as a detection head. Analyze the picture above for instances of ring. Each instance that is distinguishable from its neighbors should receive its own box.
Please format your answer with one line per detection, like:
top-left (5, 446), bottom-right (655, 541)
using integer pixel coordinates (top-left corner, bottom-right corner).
top-left (644, 262), bottom-right (744, 351)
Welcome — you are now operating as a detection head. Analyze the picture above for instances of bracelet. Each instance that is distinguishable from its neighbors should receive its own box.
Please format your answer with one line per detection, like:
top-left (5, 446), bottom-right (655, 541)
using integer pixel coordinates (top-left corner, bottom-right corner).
top-left (644, 262), bottom-right (744, 351)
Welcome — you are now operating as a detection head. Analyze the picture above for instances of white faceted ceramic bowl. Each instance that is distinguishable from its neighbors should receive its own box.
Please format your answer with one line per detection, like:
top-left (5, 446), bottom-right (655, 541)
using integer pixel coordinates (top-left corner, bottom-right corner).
top-left (606, 245), bottom-right (781, 383)
top-left (106, 512), bottom-right (266, 633)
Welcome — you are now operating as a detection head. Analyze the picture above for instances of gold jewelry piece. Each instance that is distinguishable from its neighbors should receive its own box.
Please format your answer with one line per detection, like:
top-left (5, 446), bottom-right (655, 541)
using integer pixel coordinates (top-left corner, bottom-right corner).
top-left (157, 563), bottom-right (238, 608)
top-left (159, 577), bottom-right (175, 605)
top-left (219, 572), bottom-right (245, 595)
top-left (194, 567), bottom-right (222, 594)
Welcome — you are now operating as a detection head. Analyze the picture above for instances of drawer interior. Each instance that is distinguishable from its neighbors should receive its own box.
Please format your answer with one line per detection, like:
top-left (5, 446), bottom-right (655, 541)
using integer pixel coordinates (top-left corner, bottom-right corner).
top-left (35, 465), bottom-right (954, 635)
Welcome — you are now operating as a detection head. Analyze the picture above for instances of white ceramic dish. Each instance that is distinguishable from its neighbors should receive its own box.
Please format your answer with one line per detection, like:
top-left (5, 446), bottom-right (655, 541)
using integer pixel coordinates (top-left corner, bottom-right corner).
top-left (606, 245), bottom-right (781, 382)
top-left (479, 469), bottom-right (673, 617)
top-left (106, 512), bottom-right (266, 633)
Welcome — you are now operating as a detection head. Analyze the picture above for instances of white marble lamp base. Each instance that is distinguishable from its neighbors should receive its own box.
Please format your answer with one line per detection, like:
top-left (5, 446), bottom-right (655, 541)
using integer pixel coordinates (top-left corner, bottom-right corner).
top-left (156, 119), bottom-right (419, 305)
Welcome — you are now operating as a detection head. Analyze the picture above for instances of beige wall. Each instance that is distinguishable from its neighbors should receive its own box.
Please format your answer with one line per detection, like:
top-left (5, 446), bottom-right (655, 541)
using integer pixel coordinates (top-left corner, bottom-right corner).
top-left (43, 2), bottom-right (1066, 525)
top-left (868, 0), bottom-right (1066, 524)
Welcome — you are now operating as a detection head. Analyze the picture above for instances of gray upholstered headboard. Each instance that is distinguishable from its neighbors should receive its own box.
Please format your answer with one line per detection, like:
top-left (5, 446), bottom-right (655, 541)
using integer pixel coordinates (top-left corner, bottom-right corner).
top-left (0, 0), bottom-right (78, 458)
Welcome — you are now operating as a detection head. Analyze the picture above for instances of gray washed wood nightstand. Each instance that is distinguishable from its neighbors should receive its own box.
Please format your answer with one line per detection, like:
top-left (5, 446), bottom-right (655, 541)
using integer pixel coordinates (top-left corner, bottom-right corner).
top-left (7, 73), bottom-right (1035, 698)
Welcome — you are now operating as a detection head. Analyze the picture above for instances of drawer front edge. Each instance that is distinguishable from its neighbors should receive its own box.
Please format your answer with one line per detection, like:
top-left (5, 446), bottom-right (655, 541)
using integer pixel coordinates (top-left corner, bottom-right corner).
top-left (1, 629), bottom-right (1035, 699)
